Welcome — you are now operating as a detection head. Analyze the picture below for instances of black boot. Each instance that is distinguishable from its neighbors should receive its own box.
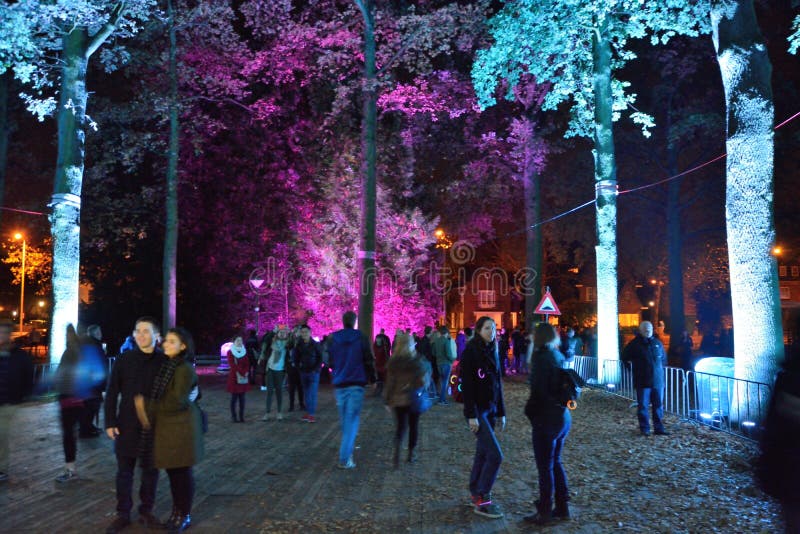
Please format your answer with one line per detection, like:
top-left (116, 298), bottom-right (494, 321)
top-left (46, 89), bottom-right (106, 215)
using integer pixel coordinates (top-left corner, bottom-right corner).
top-left (523, 499), bottom-right (553, 525)
top-left (164, 507), bottom-right (179, 528)
top-left (392, 440), bottom-right (400, 469)
top-left (167, 514), bottom-right (191, 533)
top-left (407, 448), bottom-right (417, 463)
top-left (553, 501), bottom-right (570, 520)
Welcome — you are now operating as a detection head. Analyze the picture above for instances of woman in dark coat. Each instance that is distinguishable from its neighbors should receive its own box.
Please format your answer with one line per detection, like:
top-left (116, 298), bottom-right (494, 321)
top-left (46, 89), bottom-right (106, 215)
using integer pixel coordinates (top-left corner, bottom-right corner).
top-left (461, 316), bottom-right (506, 519)
top-left (226, 336), bottom-right (251, 422)
top-left (523, 323), bottom-right (571, 525)
top-left (135, 327), bottom-right (203, 534)
top-left (383, 332), bottom-right (430, 467)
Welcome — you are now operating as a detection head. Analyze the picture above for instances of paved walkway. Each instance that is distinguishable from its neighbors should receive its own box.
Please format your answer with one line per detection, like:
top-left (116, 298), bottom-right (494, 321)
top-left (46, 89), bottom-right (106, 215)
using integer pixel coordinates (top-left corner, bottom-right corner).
top-left (0, 372), bottom-right (782, 533)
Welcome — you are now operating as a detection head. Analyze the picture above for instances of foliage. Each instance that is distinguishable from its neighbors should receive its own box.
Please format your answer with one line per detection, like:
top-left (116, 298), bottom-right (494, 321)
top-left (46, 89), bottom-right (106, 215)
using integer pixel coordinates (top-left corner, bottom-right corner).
top-left (1, 237), bottom-right (52, 295)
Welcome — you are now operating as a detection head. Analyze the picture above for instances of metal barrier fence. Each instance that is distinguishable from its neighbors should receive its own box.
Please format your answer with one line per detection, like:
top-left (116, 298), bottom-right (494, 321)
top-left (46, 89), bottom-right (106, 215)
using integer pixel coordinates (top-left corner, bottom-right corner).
top-left (599, 359), bottom-right (772, 441)
top-left (572, 355), bottom-right (597, 384)
top-left (32, 363), bottom-right (59, 395)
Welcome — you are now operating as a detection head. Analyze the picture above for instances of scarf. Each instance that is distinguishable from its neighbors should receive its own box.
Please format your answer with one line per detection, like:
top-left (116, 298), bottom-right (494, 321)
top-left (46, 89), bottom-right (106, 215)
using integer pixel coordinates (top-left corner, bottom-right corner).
top-left (231, 344), bottom-right (246, 358)
top-left (269, 338), bottom-right (287, 370)
top-left (139, 357), bottom-right (181, 468)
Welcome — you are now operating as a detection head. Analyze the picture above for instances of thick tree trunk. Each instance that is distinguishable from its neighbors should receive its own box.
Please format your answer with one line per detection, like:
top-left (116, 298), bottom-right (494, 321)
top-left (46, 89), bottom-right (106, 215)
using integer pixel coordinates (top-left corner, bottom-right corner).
top-left (666, 139), bottom-right (686, 337)
top-left (0, 71), bottom-right (8, 227)
top-left (163, 0), bottom-right (179, 329)
top-left (592, 25), bottom-right (619, 382)
top-left (356, 0), bottom-right (377, 340)
top-left (522, 117), bottom-right (543, 332)
top-left (711, 0), bottom-right (782, 385)
top-left (49, 29), bottom-right (90, 363)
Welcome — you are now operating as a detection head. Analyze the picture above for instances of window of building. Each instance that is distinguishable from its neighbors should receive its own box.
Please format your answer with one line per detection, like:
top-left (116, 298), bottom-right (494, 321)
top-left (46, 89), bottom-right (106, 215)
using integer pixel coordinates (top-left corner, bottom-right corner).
top-left (792, 266), bottom-right (799, 278)
top-left (478, 290), bottom-right (497, 309)
top-left (618, 314), bottom-right (639, 327)
top-left (780, 286), bottom-right (791, 300)
top-left (584, 286), bottom-right (596, 302)
top-left (779, 265), bottom-right (787, 277)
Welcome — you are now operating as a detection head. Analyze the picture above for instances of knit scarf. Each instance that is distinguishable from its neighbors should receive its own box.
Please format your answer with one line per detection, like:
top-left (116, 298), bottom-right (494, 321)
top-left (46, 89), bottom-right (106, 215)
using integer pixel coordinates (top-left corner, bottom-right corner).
top-left (230, 344), bottom-right (247, 358)
top-left (139, 357), bottom-right (181, 468)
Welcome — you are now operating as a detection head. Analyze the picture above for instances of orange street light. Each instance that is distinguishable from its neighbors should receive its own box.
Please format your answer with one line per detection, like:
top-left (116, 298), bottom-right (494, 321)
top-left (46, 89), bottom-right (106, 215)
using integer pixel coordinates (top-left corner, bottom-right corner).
top-left (772, 246), bottom-right (782, 256)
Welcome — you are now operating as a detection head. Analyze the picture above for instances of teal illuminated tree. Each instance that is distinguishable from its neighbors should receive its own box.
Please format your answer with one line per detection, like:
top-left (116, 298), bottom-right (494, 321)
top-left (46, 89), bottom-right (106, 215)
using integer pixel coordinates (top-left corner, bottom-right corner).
top-left (472, 0), bottom-right (707, 378)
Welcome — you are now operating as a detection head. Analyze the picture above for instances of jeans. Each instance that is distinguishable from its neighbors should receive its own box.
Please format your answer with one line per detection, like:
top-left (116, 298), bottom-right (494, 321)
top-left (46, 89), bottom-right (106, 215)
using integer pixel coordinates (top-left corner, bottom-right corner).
top-left (531, 414), bottom-right (571, 511)
top-left (301, 372), bottom-right (320, 415)
top-left (335, 386), bottom-right (365, 464)
top-left (115, 454), bottom-right (159, 517)
top-left (230, 392), bottom-right (245, 420)
top-left (394, 406), bottom-right (420, 450)
top-left (166, 466), bottom-right (194, 515)
top-left (636, 387), bottom-right (664, 433)
top-left (266, 370), bottom-right (285, 413)
top-left (438, 364), bottom-right (452, 402)
top-left (469, 411), bottom-right (503, 498)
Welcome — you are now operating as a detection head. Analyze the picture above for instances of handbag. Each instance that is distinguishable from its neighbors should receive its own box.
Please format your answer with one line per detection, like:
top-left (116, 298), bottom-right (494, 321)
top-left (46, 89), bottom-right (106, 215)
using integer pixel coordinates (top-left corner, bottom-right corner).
top-left (236, 372), bottom-right (248, 385)
top-left (409, 386), bottom-right (432, 414)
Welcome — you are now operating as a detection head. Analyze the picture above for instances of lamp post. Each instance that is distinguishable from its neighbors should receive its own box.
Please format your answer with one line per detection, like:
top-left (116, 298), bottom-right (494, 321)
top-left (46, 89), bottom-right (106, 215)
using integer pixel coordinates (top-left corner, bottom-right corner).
top-left (13, 233), bottom-right (26, 333)
top-left (435, 228), bottom-right (453, 327)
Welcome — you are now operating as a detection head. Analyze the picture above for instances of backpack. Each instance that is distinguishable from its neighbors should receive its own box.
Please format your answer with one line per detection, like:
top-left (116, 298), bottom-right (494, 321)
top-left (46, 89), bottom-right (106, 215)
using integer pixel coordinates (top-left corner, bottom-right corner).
top-left (448, 360), bottom-right (464, 403)
top-left (558, 368), bottom-right (585, 409)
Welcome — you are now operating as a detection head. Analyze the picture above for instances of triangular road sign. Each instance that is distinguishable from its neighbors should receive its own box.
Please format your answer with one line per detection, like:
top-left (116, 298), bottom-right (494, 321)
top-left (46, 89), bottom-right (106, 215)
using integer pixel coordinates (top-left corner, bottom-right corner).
top-left (534, 290), bottom-right (561, 315)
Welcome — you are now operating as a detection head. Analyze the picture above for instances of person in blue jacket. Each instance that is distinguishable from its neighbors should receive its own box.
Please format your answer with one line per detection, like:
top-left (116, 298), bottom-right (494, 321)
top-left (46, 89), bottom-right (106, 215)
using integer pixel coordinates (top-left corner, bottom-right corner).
top-left (326, 311), bottom-right (375, 469)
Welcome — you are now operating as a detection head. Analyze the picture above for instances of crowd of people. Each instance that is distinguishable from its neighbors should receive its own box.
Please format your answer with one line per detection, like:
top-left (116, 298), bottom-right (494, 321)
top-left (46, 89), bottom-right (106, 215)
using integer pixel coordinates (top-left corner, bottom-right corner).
top-left (3, 313), bottom-right (799, 532)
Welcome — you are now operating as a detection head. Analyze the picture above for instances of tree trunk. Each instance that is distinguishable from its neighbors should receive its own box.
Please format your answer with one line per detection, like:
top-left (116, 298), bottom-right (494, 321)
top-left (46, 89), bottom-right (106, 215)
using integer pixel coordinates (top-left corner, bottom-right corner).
top-left (711, 0), bottom-right (782, 385)
top-left (592, 23), bottom-right (619, 382)
top-left (0, 71), bottom-right (8, 228)
top-left (49, 29), bottom-right (90, 363)
top-left (163, 0), bottom-right (179, 329)
top-left (356, 0), bottom-right (377, 340)
top-left (522, 117), bottom-right (543, 332)
top-left (666, 139), bottom-right (686, 338)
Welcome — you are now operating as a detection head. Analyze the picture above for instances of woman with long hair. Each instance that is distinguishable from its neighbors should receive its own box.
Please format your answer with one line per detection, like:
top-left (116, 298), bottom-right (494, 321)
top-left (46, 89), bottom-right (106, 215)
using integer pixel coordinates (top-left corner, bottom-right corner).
top-left (226, 335), bottom-right (250, 422)
top-left (261, 327), bottom-right (289, 421)
top-left (383, 331), bottom-right (431, 468)
top-left (523, 322), bottom-right (571, 525)
top-left (460, 316), bottom-right (506, 519)
top-left (135, 327), bottom-right (203, 533)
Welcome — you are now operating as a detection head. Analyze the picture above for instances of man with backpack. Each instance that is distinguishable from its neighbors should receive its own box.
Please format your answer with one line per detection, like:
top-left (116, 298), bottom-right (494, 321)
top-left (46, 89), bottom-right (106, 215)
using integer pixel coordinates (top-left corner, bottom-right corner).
top-left (293, 325), bottom-right (323, 423)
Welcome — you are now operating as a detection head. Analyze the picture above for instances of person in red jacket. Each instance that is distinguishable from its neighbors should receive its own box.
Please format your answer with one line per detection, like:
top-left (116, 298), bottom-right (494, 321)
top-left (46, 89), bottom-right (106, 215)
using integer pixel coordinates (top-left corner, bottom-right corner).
top-left (227, 336), bottom-right (251, 422)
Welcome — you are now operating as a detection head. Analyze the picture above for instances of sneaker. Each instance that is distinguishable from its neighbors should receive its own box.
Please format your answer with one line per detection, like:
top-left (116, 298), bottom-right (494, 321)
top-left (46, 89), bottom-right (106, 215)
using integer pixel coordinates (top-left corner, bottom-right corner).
top-left (105, 516), bottom-right (131, 534)
top-left (474, 502), bottom-right (503, 519)
top-left (301, 414), bottom-right (310, 422)
top-left (262, 413), bottom-right (270, 421)
top-left (55, 469), bottom-right (77, 483)
top-left (0, 472), bottom-right (8, 482)
top-left (306, 415), bottom-right (316, 423)
top-left (337, 458), bottom-right (356, 469)
top-left (469, 493), bottom-right (492, 508)
top-left (276, 413), bottom-right (284, 421)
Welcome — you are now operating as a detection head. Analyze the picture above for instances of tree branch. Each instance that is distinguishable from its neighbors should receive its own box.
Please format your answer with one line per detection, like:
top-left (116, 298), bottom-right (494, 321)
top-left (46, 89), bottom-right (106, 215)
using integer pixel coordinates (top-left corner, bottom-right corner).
top-left (84, 2), bottom-right (126, 59)
top-left (185, 94), bottom-right (254, 115)
top-left (377, 25), bottom-right (424, 77)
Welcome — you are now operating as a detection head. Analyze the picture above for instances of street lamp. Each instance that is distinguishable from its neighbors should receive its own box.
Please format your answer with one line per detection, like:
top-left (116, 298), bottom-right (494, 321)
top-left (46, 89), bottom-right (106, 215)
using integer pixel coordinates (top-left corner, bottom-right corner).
top-left (13, 233), bottom-right (26, 333)
top-left (435, 228), bottom-right (453, 326)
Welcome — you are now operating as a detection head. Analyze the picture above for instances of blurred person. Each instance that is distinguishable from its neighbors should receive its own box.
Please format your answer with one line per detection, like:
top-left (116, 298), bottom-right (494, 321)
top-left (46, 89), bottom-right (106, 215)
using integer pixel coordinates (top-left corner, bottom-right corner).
top-left (461, 316), bottom-right (506, 519)
top-left (226, 336), bottom-right (250, 423)
top-left (621, 321), bottom-right (669, 436)
top-left (455, 329), bottom-right (467, 359)
top-left (433, 325), bottom-right (456, 405)
top-left (286, 326), bottom-right (305, 412)
top-left (80, 324), bottom-right (107, 437)
top-left (373, 328), bottom-right (391, 397)
top-left (255, 329), bottom-right (275, 390)
top-left (668, 330), bottom-right (694, 371)
top-left (523, 323), bottom-right (572, 525)
top-left (0, 321), bottom-right (34, 482)
top-left (244, 330), bottom-right (260, 384)
top-left (293, 325), bottom-right (323, 422)
top-left (104, 317), bottom-right (167, 532)
top-left (54, 324), bottom-right (107, 482)
top-left (327, 311), bottom-right (376, 469)
top-left (119, 334), bottom-right (136, 355)
top-left (135, 327), bottom-right (203, 534)
top-left (561, 327), bottom-right (583, 369)
top-left (384, 332), bottom-right (431, 467)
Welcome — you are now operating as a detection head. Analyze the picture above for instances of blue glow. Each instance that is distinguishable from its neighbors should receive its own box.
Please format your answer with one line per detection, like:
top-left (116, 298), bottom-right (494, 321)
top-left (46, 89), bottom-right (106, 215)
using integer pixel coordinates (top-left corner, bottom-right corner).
top-left (742, 421), bottom-right (756, 428)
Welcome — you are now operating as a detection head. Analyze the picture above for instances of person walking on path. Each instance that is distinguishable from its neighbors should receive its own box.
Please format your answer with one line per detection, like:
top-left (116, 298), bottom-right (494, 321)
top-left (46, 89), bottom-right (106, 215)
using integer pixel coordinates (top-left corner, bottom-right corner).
top-left (384, 332), bottom-right (430, 468)
top-left (104, 317), bottom-right (168, 533)
top-left (293, 325), bottom-right (323, 422)
top-left (373, 329), bottom-right (391, 397)
top-left (621, 321), bottom-right (669, 436)
top-left (433, 325), bottom-right (456, 404)
top-left (134, 327), bottom-right (203, 534)
top-left (327, 311), bottom-right (375, 469)
top-left (461, 316), bottom-right (506, 519)
top-left (523, 323), bottom-right (572, 525)
top-left (80, 324), bottom-right (107, 437)
top-left (0, 321), bottom-right (34, 483)
top-left (53, 324), bottom-right (106, 483)
top-left (262, 327), bottom-right (289, 421)
top-left (286, 327), bottom-right (305, 412)
top-left (226, 336), bottom-right (250, 423)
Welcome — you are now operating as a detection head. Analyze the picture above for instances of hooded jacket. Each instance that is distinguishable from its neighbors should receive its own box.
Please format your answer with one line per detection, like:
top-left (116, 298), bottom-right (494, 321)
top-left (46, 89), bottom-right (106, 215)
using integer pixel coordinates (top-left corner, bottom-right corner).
top-left (328, 327), bottom-right (376, 388)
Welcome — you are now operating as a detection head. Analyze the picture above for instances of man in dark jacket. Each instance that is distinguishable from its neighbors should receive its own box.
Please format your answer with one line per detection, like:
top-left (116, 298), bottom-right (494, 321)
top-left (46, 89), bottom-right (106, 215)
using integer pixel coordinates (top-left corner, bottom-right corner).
top-left (0, 321), bottom-right (34, 482)
top-left (327, 311), bottom-right (375, 469)
top-left (621, 321), bottom-right (669, 436)
top-left (104, 317), bottom-right (168, 532)
top-left (293, 325), bottom-right (323, 423)
top-left (461, 316), bottom-right (506, 519)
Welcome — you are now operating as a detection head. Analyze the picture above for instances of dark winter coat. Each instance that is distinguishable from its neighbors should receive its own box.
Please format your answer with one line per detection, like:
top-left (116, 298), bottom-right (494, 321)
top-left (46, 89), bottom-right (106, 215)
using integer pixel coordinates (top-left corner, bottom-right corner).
top-left (226, 352), bottom-right (251, 394)
top-left (621, 334), bottom-right (667, 389)
top-left (104, 348), bottom-right (168, 457)
top-left (293, 339), bottom-right (323, 373)
top-left (526, 347), bottom-right (569, 426)
top-left (150, 359), bottom-right (204, 469)
top-left (0, 346), bottom-right (34, 405)
top-left (384, 351), bottom-right (431, 408)
top-left (328, 327), bottom-right (375, 388)
top-left (460, 337), bottom-right (506, 420)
